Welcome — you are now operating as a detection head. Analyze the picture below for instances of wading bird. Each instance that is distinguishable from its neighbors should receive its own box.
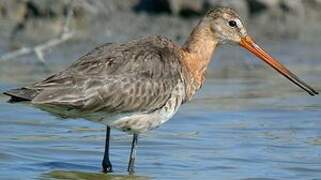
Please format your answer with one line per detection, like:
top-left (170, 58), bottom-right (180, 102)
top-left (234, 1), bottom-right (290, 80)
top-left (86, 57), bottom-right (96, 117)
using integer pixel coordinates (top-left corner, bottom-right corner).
top-left (4, 7), bottom-right (318, 173)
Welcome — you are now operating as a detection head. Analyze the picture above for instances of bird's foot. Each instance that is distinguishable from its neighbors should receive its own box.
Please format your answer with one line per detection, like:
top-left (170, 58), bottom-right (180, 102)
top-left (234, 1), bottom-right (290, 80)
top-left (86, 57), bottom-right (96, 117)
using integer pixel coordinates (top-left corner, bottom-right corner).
top-left (127, 159), bottom-right (135, 174)
top-left (128, 167), bottom-right (135, 175)
top-left (102, 160), bottom-right (113, 173)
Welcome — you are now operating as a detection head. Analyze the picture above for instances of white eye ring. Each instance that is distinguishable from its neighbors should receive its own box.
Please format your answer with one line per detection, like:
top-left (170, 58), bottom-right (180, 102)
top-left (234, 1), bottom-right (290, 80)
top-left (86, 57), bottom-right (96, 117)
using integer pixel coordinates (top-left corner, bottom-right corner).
top-left (234, 19), bottom-right (243, 28)
top-left (228, 19), bottom-right (243, 28)
top-left (228, 18), bottom-right (242, 28)
top-left (228, 20), bottom-right (237, 28)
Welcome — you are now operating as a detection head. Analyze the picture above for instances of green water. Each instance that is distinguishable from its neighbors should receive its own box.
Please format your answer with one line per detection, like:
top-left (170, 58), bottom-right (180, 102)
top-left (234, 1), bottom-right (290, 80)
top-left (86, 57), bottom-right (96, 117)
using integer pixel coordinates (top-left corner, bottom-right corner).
top-left (0, 40), bottom-right (320, 179)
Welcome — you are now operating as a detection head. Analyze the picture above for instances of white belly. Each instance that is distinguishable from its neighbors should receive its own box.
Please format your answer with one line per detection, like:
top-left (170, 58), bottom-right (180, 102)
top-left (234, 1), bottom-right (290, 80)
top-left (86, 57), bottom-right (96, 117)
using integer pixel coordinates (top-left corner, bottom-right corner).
top-left (102, 82), bottom-right (185, 134)
top-left (37, 82), bottom-right (185, 134)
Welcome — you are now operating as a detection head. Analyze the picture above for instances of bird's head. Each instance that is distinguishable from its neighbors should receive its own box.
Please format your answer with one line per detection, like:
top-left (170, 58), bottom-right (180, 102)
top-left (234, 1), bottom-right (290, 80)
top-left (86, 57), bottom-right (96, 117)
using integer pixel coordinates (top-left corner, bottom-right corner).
top-left (205, 7), bottom-right (246, 44)
top-left (199, 7), bottom-right (318, 96)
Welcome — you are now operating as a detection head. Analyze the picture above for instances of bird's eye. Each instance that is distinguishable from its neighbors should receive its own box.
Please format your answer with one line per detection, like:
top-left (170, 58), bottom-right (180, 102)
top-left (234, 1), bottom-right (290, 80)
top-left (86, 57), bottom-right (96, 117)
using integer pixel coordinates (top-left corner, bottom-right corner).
top-left (228, 20), bottom-right (237, 28)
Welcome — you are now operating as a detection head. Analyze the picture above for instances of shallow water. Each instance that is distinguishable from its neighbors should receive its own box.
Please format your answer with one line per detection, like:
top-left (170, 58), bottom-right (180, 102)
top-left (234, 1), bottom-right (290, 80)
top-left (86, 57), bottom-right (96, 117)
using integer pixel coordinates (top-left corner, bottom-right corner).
top-left (0, 40), bottom-right (321, 180)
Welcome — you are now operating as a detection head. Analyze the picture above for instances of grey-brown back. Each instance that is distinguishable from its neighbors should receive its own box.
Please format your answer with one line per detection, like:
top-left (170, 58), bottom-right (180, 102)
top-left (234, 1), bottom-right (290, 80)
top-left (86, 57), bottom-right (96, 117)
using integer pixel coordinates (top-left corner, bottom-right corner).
top-left (4, 36), bottom-right (186, 116)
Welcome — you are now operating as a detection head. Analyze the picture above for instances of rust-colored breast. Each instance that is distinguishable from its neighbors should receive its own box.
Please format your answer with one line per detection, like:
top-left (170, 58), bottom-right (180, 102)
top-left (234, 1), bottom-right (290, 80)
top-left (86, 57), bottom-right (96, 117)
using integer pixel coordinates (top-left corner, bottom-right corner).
top-left (180, 50), bottom-right (210, 101)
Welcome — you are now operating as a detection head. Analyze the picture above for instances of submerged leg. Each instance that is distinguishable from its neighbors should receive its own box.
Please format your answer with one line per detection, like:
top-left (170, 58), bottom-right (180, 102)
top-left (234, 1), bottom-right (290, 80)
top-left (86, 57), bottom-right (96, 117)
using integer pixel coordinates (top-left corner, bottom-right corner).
top-left (102, 126), bottom-right (112, 173)
top-left (128, 134), bottom-right (138, 173)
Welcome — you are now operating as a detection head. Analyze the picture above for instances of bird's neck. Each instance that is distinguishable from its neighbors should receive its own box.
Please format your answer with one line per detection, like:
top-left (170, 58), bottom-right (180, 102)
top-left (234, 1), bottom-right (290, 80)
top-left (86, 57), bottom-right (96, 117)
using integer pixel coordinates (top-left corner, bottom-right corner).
top-left (181, 21), bottom-right (218, 100)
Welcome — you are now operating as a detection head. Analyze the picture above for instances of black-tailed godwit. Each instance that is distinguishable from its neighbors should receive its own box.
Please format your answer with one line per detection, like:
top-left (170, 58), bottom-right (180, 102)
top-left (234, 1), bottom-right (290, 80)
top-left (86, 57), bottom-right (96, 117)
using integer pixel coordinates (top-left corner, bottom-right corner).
top-left (4, 7), bottom-right (318, 173)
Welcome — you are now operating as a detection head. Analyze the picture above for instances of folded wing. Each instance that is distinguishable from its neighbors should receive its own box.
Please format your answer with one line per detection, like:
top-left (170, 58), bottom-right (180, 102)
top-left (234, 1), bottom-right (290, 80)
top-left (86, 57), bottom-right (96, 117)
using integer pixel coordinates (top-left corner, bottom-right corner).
top-left (5, 36), bottom-right (184, 114)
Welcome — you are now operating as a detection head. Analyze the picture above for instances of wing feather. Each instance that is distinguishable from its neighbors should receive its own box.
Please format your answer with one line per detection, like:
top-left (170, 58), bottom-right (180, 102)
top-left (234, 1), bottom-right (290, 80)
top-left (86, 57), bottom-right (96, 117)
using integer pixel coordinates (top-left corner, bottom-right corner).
top-left (28, 36), bottom-right (184, 114)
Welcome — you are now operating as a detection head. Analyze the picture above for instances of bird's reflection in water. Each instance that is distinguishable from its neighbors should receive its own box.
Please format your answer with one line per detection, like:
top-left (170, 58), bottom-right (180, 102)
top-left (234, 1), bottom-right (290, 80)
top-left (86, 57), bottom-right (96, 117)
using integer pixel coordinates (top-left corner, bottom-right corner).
top-left (42, 170), bottom-right (150, 180)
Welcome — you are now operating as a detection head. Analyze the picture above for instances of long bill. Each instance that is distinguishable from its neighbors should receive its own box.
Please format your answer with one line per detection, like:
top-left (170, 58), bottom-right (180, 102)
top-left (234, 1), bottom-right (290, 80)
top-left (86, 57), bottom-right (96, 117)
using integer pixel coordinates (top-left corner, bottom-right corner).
top-left (240, 36), bottom-right (318, 96)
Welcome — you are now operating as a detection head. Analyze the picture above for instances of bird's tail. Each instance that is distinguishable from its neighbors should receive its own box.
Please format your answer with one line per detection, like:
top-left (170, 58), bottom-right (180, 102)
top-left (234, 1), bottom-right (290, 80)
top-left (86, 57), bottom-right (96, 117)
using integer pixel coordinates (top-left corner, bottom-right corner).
top-left (3, 88), bottom-right (39, 103)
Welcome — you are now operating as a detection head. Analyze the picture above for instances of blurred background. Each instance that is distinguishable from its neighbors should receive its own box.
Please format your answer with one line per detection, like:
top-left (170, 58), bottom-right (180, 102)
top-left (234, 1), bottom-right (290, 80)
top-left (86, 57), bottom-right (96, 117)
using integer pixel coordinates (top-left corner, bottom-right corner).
top-left (0, 0), bottom-right (321, 179)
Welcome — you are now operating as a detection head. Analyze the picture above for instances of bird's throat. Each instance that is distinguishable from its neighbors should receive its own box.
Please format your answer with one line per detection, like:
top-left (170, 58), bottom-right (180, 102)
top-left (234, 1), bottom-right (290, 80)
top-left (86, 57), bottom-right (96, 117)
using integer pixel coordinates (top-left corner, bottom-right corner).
top-left (181, 22), bottom-right (218, 100)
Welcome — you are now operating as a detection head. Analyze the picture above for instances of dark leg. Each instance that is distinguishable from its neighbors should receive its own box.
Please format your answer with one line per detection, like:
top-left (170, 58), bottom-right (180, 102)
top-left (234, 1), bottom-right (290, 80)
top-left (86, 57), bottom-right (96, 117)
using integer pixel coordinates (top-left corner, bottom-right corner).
top-left (128, 134), bottom-right (138, 174)
top-left (102, 126), bottom-right (112, 173)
